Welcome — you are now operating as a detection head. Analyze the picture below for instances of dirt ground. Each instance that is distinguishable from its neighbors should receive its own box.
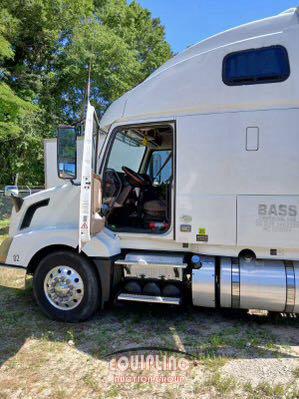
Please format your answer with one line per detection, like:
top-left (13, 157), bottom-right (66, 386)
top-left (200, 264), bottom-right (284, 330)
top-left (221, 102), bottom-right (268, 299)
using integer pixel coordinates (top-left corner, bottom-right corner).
top-left (0, 235), bottom-right (299, 399)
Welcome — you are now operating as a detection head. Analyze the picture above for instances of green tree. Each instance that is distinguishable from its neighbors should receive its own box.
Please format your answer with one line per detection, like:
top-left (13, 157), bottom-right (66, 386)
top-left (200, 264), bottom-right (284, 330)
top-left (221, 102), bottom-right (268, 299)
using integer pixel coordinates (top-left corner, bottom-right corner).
top-left (0, 9), bottom-right (36, 139)
top-left (59, 0), bottom-right (172, 117)
top-left (0, 0), bottom-right (172, 186)
top-left (0, 9), bottom-right (38, 185)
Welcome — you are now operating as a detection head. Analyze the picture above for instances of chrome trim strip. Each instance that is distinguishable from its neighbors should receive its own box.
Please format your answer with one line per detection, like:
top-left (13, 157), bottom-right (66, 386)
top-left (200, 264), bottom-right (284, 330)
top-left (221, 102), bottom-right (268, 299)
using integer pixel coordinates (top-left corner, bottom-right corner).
top-left (117, 293), bottom-right (181, 305)
top-left (115, 260), bottom-right (187, 268)
top-left (231, 258), bottom-right (240, 308)
top-left (285, 261), bottom-right (296, 313)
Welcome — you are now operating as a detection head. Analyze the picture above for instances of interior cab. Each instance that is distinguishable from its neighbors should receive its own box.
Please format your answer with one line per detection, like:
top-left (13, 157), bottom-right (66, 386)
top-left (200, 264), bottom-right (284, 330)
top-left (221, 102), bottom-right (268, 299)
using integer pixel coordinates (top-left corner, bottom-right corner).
top-left (101, 124), bottom-right (174, 234)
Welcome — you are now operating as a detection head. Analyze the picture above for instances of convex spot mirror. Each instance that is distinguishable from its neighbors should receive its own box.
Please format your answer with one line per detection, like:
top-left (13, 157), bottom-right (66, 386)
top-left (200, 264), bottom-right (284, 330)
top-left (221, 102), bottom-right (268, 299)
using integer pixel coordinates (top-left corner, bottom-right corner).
top-left (57, 126), bottom-right (77, 180)
top-left (4, 185), bottom-right (19, 197)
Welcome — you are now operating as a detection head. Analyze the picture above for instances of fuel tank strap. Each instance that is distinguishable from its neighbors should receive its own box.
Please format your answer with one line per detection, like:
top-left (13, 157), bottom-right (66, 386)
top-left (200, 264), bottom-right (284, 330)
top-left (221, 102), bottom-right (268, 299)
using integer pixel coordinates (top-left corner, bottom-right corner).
top-left (231, 258), bottom-right (240, 309)
top-left (284, 261), bottom-right (296, 313)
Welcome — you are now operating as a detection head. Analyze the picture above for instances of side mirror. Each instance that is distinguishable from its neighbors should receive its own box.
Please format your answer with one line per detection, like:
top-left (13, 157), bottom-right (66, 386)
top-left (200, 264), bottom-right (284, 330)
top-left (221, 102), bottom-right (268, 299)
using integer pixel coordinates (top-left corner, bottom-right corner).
top-left (4, 185), bottom-right (19, 197)
top-left (57, 126), bottom-right (77, 180)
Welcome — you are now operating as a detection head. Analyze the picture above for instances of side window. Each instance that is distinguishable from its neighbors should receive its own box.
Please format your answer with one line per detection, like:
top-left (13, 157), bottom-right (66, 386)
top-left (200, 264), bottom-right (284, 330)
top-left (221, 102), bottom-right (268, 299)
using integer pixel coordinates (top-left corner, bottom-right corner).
top-left (147, 150), bottom-right (172, 184)
top-left (223, 45), bottom-right (290, 86)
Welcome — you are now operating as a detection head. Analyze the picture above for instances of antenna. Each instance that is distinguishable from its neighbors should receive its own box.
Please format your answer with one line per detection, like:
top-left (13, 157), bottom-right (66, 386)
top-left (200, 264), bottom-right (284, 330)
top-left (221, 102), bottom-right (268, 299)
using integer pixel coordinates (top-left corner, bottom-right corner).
top-left (79, 59), bottom-right (93, 123)
top-left (86, 40), bottom-right (95, 105)
top-left (87, 59), bottom-right (92, 103)
top-left (79, 38), bottom-right (95, 122)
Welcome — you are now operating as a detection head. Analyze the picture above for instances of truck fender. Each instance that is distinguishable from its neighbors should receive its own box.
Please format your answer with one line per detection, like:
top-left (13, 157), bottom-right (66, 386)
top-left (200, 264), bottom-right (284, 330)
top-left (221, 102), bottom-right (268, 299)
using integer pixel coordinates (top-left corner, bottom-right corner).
top-left (6, 228), bottom-right (78, 268)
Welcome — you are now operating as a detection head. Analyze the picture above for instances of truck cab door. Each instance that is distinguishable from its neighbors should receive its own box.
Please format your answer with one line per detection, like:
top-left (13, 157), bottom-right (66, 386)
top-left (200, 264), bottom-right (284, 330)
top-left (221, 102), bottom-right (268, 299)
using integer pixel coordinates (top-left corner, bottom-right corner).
top-left (79, 102), bottom-right (106, 251)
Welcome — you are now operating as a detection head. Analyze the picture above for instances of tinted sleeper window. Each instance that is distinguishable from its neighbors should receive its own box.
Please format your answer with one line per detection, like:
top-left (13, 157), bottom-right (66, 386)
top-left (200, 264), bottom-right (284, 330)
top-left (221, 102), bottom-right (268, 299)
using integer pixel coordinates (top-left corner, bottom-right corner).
top-left (223, 45), bottom-right (290, 86)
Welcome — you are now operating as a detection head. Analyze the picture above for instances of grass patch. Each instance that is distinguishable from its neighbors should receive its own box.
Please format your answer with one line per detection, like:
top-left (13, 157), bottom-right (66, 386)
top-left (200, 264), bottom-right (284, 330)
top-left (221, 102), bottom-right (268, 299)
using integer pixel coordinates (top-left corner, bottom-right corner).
top-left (293, 367), bottom-right (299, 379)
top-left (0, 219), bottom-right (9, 235)
top-left (0, 234), bottom-right (8, 245)
top-left (83, 373), bottom-right (101, 393)
top-left (206, 372), bottom-right (237, 393)
top-left (106, 385), bottom-right (120, 398)
top-left (244, 381), bottom-right (299, 399)
top-left (199, 352), bottom-right (228, 372)
top-left (195, 326), bottom-right (277, 357)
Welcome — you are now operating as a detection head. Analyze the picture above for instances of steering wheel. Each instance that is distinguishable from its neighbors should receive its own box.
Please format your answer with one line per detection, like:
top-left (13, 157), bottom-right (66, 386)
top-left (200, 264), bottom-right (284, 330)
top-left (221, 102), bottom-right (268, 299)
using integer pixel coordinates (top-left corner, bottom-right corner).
top-left (122, 166), bottom-right (148, 187)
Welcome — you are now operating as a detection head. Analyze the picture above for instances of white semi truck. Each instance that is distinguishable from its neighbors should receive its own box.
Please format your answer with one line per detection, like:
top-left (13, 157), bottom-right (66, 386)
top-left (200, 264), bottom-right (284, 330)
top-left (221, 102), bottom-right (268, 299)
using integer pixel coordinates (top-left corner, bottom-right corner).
top-left (1, 8), bottom-right (299, 321)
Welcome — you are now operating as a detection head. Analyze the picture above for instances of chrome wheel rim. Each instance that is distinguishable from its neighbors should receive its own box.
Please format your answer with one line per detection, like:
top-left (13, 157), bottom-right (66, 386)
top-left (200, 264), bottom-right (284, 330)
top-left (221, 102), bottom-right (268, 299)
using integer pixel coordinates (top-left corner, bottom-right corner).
top-left (44, 266), bottom-right (84, 310)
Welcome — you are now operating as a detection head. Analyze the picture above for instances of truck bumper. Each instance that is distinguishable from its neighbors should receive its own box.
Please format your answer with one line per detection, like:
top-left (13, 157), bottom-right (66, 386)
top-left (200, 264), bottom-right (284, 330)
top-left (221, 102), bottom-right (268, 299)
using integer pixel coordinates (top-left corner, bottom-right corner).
top-left (0, 237), bottom-right (26, 289)
top-left (0, 264), bottom-right (27, 289)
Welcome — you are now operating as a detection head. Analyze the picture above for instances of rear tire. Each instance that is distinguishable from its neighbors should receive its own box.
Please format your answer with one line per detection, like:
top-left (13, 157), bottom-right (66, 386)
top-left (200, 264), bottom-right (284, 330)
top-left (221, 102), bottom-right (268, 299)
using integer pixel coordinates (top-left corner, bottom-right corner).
top-left (33, 251), bottom-right (100, 322)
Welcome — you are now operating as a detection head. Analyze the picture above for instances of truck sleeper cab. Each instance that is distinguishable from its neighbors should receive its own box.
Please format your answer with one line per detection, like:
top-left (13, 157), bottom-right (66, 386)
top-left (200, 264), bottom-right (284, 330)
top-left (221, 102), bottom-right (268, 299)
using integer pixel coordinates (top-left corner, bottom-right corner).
top-left (1, 8), bottom-right (299, 321)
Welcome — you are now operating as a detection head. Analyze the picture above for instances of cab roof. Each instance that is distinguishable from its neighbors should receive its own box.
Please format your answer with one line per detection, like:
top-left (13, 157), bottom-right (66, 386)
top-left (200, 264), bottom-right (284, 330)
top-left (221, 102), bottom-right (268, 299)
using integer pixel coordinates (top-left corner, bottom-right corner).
top-left (100, 8), bottom-right (299, 130)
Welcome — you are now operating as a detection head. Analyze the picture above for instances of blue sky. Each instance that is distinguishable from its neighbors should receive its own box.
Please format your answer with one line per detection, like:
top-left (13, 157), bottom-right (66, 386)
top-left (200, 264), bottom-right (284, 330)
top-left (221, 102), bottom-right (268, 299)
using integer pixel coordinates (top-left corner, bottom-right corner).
top-left (137, 0), bottom-right (297, 53)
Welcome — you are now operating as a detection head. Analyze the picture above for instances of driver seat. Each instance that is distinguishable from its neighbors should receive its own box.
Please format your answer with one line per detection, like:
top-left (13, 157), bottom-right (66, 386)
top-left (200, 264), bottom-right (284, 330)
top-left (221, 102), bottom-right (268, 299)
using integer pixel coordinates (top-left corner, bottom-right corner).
top-left (143, 199), bottom-right (167, 221)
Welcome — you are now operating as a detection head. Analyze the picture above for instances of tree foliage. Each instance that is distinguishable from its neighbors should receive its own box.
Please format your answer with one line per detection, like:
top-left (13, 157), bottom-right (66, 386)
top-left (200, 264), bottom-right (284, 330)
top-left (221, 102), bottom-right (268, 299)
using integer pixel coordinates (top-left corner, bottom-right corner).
top-left (0, 9), bottom-right (36, 140)
top-left (0, 0), bottom-right (172, 186)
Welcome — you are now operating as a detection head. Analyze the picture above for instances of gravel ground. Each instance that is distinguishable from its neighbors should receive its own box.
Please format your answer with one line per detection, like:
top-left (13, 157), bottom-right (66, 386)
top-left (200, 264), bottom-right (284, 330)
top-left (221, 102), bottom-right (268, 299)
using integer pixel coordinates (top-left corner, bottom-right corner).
top-left (223, 357), bottom-right (299, 387)
top-left (0, 234), bottom-right (299, 398)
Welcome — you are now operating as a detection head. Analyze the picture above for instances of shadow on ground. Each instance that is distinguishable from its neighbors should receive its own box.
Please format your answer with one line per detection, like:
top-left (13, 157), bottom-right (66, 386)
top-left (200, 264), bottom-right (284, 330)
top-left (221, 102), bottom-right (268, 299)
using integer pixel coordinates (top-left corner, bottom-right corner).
top-left (0, 281), bottom-right (298, 371)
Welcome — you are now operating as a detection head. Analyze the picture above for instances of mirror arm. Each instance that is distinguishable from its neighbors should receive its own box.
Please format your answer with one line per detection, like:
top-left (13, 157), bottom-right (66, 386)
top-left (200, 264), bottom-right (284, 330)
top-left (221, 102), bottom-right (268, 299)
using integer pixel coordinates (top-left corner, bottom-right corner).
top-left (71, 179), bottom-right (81, 186)
top-left (11, 193), bottom-right (24, 213)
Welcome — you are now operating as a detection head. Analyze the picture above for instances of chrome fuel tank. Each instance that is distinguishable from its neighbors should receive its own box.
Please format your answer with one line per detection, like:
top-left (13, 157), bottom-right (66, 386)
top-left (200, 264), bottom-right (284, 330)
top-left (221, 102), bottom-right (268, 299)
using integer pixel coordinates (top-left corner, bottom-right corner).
top-left (220, 257), bottom-right (299, 313)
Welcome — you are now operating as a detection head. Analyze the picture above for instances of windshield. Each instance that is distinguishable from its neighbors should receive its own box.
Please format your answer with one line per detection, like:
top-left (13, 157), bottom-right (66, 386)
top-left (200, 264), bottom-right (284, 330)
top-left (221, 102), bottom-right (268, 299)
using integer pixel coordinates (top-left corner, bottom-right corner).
top-left (107, 130), bottom-right (146, 172)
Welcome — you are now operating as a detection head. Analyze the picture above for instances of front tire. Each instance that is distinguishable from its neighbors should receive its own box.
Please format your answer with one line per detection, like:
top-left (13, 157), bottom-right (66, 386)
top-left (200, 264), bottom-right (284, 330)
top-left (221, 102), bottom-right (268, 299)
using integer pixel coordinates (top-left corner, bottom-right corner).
top-left (33, 251), bottom-right (100, 322)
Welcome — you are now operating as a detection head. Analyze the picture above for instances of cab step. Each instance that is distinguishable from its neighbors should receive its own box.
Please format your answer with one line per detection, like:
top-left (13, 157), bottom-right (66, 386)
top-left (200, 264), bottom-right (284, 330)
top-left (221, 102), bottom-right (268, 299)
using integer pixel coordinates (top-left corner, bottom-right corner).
top-left (115, 252), bottom-right (187, 268)
top-left (117, 293), bottom-right (181, 305)
top-left (114, 252), bottom-right (187, 281)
